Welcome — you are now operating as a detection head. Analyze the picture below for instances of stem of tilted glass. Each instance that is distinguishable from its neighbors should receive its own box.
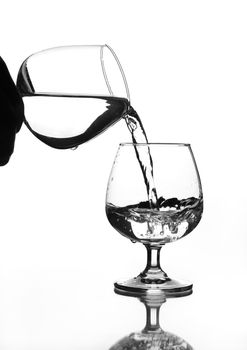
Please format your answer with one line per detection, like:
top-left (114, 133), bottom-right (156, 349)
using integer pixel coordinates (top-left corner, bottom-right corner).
top-left (140, 245), bottom-right (168, 284)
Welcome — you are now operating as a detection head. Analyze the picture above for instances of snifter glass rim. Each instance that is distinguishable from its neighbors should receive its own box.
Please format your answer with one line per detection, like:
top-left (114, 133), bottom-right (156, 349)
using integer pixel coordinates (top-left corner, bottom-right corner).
top-left (18, 44), bottom-right (131, 102)
top-left (119, 142), bottom-right (191, 147)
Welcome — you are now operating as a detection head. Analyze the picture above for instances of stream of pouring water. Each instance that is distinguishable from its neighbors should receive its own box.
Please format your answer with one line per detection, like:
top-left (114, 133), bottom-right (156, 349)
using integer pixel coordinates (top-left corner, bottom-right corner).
top-left (124, 106), bottom-right (158, 209)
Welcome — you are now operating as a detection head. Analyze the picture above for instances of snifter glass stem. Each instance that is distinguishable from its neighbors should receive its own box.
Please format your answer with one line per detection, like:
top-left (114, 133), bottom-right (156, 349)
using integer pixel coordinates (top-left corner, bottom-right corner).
top-left (140, 245), bottom-right (168, 284)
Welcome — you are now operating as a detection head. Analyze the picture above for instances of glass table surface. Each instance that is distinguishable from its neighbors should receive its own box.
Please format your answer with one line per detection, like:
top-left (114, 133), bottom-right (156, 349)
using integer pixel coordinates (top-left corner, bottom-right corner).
top-left (0, 135), bottom-right (246, 350)
top-left (0, 268), bottom-right (246, 350)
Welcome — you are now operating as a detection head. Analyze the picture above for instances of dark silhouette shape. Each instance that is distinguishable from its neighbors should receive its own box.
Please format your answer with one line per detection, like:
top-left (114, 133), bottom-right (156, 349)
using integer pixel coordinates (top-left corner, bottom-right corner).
top-left (0, 57), bottom-right (24, 165)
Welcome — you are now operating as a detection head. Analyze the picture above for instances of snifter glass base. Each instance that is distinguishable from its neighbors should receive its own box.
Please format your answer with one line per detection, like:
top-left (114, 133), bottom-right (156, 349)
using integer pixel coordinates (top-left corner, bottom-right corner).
top-left (114, 276), bottom-right (192, 298)
top-left (114, 244), bottom-right (192, 298)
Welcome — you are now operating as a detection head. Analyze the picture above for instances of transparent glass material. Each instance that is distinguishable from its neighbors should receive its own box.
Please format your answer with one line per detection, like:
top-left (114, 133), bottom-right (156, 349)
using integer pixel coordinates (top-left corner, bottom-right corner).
top-left (106, 143), bottom-right (203, 296)
top-left (111, 290), bottom-right (193, 350)
top-left (16, 45), bottom-right (130, 149)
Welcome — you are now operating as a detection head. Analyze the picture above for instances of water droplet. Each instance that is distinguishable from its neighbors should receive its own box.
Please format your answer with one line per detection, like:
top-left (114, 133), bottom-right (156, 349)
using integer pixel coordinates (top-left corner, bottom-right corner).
top-left (71, 146), bottom-right (78, 150)
top-left (126, 116), bottom-right (137, 131)
top-left (131, 239), bottom-right (136, 243)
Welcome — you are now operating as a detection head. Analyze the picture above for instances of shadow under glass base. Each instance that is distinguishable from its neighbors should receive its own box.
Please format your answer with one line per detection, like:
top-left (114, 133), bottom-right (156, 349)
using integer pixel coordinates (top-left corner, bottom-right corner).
top-left (114, 276), bottom-right (193, 298)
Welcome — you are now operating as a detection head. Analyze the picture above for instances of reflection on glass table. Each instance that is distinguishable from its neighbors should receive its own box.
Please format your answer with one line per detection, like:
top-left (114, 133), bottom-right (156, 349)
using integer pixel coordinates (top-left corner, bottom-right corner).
top-left (110, 289), bottom-right (193, 350)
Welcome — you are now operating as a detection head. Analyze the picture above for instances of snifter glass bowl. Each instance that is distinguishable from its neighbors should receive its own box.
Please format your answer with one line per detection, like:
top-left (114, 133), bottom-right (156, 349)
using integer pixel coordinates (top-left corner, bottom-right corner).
top-left (106, 143), bottom-right (203, 296)
top-left (16, 45), bottom-right (130, 149)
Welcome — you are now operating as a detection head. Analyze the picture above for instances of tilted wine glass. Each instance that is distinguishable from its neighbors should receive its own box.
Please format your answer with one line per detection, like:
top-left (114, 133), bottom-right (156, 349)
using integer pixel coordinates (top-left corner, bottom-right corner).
top-left (17, 45), bottom-right (130, 149)
top-left (106, 143), bottom-right (203, 296)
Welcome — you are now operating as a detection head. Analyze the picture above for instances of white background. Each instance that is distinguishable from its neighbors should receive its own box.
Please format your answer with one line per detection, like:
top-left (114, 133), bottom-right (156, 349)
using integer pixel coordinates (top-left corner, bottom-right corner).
top-left (1, 1), bottom-right (247, 349)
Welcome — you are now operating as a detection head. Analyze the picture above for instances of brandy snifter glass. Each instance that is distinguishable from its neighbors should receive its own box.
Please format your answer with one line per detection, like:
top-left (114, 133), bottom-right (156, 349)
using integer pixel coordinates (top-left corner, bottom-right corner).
top-left (17, 45), bottom-right (130, 149)
top-left (106, 143), bottom-right (203, 296)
